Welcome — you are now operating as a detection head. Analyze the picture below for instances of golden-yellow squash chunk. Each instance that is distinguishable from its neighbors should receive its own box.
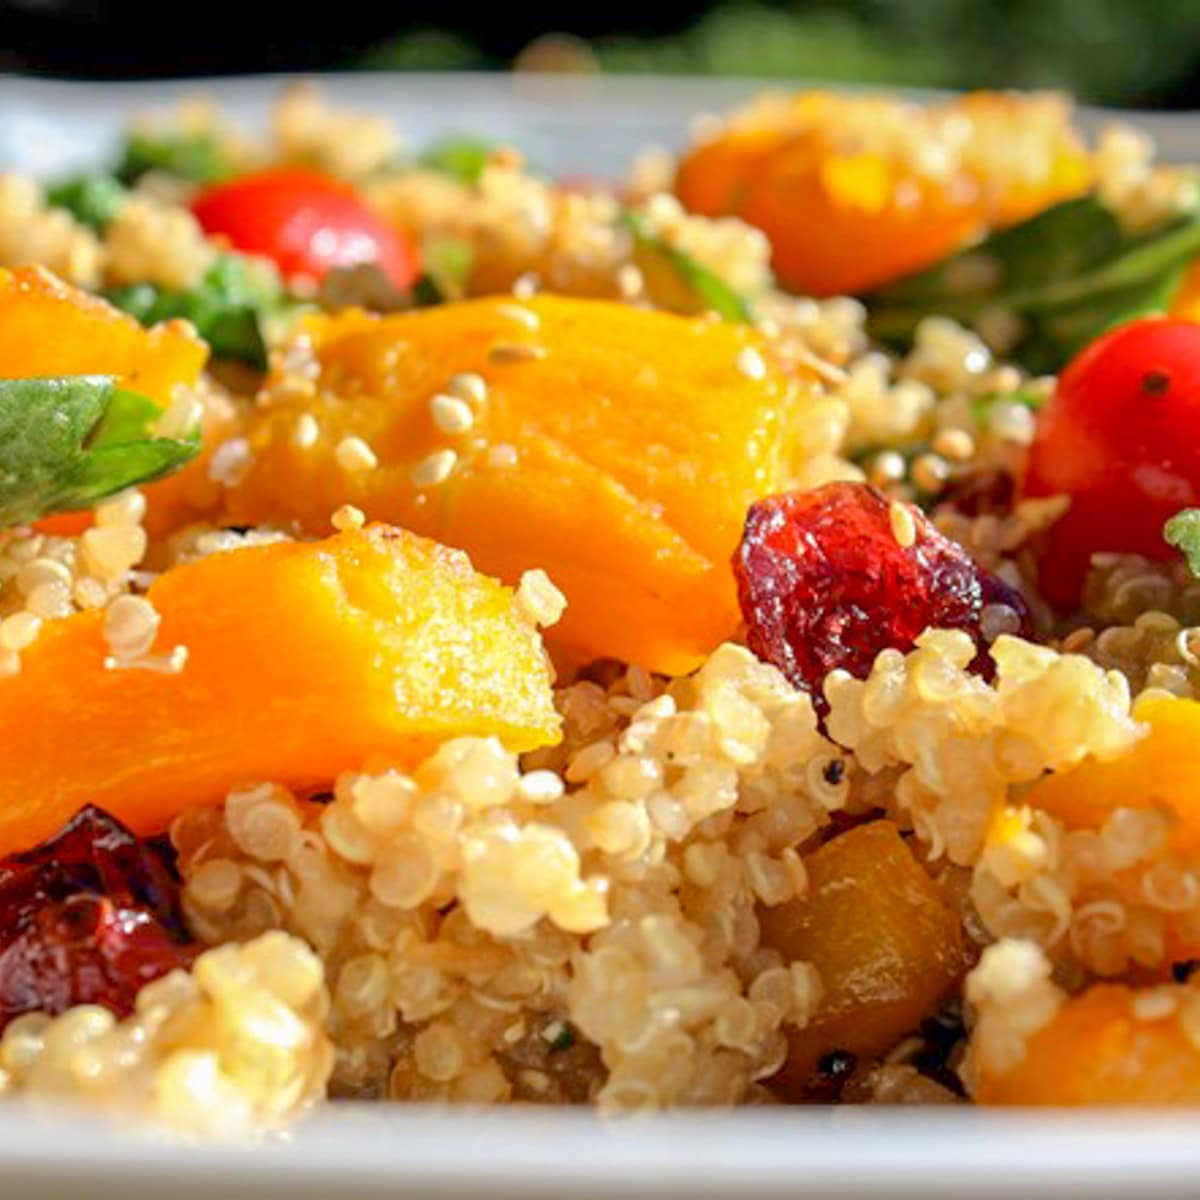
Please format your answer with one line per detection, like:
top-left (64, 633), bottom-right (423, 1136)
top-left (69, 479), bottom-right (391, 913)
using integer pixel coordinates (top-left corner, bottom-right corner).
top-left (222, 295), bottom-right (812, 673)
top-left (0, 525), bottom-right (559, 855)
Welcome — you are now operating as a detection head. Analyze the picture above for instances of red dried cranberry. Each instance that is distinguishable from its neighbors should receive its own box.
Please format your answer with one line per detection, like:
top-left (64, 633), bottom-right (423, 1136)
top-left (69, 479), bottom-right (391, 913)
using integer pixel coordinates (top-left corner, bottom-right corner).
top-left (937, 468), bottom-right (1016, 519)
top-left (733, 482), bottom-right (1033, 706)
top-left (0, 806), bottom-right (196, 1028)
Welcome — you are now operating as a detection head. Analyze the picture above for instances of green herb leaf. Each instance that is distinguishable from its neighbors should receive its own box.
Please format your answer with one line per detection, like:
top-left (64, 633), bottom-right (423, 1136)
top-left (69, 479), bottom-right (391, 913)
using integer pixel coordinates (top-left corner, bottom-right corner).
top-left (865, 194), bottom-right (1200, 373)
top-left (45, 174), bottom-right (129, 233)
top-left (619, 209), bottom-right (755, 323)
top-left (105, 253), bottom-right (287, 367)
top-left (420, 136), bottom-right (497, 185)
top-left (117, 132), bottom-right (233, 186)
top-left (1165, 509), bottom-right (1200, 577)
top-left (418, 237), bottom-right (474, 303)
top-left (0, 376), bottom-right (199, 527)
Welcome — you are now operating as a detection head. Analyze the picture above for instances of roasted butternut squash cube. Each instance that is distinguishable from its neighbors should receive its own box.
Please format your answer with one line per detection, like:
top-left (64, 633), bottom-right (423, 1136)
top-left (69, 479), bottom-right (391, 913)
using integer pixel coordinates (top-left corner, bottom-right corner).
top-left (0, 525), bottom-right (559, 855)
top-left (759, 820), bottom-right (968, 1096)
top-left (222, 295), bottom-right (813, 673)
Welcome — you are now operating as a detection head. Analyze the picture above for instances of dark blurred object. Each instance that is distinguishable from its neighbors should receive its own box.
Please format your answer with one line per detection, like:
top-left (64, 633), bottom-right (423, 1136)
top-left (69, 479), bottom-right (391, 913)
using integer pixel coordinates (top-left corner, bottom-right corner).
top-left (0, 0), bottom-right (697, 77)
top-left (0, 0), bottom-right (403, 76)
top-left (7, 0), bottom-right (1200, 112)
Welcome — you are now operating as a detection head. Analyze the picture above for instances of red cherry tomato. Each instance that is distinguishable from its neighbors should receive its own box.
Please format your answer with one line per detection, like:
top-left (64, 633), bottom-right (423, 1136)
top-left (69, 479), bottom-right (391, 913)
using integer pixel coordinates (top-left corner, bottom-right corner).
top-left (192, 169), bottom-right (419, 291)
top-left (1023, 317), bottom-right (1200, 606)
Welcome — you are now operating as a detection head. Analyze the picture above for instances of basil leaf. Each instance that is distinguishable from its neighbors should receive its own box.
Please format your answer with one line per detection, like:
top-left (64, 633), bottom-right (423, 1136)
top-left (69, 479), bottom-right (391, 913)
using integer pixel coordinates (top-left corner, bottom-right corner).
top-left (620, 210), bottom-right (755, 323)
top-left (46, 174), bottom-right (129, 233)
top-left (106, 254), bottom-right (284, 367)
top-left (865, 195), bottom-right (1200, 373)
top-left (1165, 509), bottom-right (1200, 577)
top-left (117, 132), bottom-right (233, 185)
top-left (421, 136), bottom-right (496, 185)
top-left (0, 376), bottom-right (199, 527)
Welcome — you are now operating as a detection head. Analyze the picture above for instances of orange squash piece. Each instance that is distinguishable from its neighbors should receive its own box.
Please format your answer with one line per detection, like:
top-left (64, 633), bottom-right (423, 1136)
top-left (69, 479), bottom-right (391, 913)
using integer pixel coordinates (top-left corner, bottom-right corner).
top-left (222, 295), bottom-right (811, 673)
top-left (759, 821), bottom-right (968, 1096)
top-left (0, 524), bottom-right (558, 856)
top-left (1030, 693), bottom-right (1200, 857)
top-left (975, 983), bottom-right (1200, 1105)
top-left (0, 265), bottom-right (207, 407)
top-left (1171, 259), bottom-right (1200, 323)
top-left (676, 91), bottom-right (1092, 297)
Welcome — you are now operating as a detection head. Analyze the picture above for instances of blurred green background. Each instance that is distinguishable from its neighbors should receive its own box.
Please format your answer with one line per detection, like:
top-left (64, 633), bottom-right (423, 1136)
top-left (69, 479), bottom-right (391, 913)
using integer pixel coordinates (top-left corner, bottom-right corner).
top-left (364, 0), bottom-right (1200, 108)
top-left (6, 0), bottom-right (1200, 107)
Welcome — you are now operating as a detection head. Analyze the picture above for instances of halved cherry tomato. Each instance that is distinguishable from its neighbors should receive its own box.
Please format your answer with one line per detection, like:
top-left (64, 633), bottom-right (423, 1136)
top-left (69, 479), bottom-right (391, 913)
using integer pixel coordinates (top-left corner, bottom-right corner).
top-left (1023, 317), bottom-right (1200, 605)
top-left (192, 169), bottom-right (419, 290)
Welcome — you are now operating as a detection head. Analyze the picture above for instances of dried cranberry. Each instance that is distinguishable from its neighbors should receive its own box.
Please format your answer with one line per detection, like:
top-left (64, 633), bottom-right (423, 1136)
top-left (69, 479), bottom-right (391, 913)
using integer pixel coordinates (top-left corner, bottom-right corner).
top-left (733, 482), bottom-right (1032, 706)
top-left (937, 468), bottom-right (1016, 519)
top-left (0, 806), bottom-right (196, 1028)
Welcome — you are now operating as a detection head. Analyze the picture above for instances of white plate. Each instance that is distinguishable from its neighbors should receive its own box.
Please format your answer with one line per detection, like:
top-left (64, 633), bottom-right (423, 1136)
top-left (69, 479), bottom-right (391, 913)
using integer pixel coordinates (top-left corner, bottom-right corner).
top-left (0, 70), bottom-right (1199, 1200)
top-left (5, 71), bottom-right (1200, 176)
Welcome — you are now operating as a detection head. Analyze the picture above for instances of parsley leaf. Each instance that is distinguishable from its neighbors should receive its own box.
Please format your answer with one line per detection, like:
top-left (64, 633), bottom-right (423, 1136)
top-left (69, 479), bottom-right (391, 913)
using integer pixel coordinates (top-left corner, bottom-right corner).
top-left (46, 174), bottom-right (129, 234)
top-left (619, 210), bottom-right (755, 323)
top-left (117, 132), bottom-right (233, 186)
top-left (0, 376), bottom-right (199, 528)
top-left (1165, 509), bottom-right (1200, 577)
top-left (421, 136), bottom-right (497, 185)
top-left (106, 253), bottom-right (289, 367)
top-left (866, 193), bottom-right (1200, 373)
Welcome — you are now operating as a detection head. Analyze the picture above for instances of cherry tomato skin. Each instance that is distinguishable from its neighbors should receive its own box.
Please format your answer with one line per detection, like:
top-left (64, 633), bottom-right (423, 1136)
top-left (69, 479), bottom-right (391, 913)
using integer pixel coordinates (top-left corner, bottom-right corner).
top-left (1024, 318), bottom-right (1200, 606)
top-left (192, 169), bottom-right (419, 290)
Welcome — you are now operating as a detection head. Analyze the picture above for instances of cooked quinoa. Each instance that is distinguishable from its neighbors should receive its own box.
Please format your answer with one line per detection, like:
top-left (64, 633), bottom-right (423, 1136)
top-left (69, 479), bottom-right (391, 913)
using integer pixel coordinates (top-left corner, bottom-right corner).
top-left (2, 82), bottom-right (1200, 1132)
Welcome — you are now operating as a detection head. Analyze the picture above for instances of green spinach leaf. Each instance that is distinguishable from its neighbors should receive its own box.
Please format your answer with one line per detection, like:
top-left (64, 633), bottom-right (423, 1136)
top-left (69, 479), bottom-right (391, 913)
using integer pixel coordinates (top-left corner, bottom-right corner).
top-left (865, 194), bottom-right (1200, 372)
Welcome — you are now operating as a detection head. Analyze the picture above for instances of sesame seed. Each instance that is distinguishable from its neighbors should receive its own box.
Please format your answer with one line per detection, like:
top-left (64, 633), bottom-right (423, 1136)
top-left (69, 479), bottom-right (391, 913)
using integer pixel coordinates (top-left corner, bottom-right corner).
top-left (735, 346), bottom-right (767, 381)
top-left (409, 449), bottom-right (457, 488)
top-left (331, 504), bottom-right (366, 532)
top-left (447, 372), bottom-right (488, 406)
top-left (494, 303), bottom-right (540, 330)
top-left (515, 568), bottom-right (567, 628)
top-left (429, 393), bottom-right (475, 435)
top-left (335, 436), bottom-right (378, 473)
top-left (490, 342), bottom-right (547, 365)
top-left (888, 500), bottom-right (917, 548)
top-left (486, 443), bottom-right (518, 469)
top-left (293, 413), bottom-right (320, 449)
